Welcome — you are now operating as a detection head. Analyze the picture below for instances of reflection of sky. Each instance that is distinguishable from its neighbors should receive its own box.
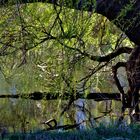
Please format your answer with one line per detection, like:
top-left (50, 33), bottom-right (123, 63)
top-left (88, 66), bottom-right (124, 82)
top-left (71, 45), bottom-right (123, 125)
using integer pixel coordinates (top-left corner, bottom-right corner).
top-left (0, 73), bottom-right (10, 94)
top-left (0, 72), bottom-right (17, 96)
top-left (9, 84), bottom-right (17, 104)
top-left (9, 84), bottom-right (16, 95)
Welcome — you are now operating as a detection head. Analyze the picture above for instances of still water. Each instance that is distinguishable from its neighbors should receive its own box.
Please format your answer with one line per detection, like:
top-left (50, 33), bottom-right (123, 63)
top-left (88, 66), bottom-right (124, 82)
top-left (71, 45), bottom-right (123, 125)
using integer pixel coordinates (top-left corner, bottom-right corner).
top-left (0, 98), bottom-right (124, 133)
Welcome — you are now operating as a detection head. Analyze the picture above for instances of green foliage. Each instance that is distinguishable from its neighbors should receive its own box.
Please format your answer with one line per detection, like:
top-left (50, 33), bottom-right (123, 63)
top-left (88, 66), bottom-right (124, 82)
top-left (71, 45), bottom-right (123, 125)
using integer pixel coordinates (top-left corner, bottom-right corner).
top-left (0, 2), bottom-right (133, 94)
top-left (0, 1), bottom-right (135, 132)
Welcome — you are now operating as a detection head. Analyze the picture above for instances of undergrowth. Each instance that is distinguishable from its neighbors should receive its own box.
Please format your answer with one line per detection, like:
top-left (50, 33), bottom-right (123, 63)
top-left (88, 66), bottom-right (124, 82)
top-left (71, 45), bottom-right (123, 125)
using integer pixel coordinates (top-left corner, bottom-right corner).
top-left (1, 123), bottom-right (140, 140)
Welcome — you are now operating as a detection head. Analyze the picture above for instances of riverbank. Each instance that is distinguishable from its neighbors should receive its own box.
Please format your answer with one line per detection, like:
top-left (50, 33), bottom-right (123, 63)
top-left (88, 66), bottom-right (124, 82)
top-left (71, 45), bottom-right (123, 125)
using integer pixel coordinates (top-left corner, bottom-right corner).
top-left (1, 123), bottom-right (140, 140)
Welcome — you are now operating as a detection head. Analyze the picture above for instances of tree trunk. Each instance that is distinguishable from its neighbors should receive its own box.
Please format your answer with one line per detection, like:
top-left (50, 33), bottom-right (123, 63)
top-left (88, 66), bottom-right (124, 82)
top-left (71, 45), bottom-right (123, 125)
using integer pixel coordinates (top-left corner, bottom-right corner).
top-left (126, 46), bottom-right (140, 122)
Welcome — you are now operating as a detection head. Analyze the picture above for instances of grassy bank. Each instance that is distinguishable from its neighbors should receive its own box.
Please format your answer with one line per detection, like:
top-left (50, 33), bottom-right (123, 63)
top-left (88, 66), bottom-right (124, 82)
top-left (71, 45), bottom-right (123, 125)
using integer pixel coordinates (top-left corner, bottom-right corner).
top-left (1, 123), bottom-right (140, 140)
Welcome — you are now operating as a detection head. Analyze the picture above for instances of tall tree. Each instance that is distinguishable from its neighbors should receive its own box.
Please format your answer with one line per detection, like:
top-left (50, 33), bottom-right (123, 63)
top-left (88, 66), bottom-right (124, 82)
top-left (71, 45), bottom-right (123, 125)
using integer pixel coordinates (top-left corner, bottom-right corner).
top-left (1, 0), bottom-right (140, 122)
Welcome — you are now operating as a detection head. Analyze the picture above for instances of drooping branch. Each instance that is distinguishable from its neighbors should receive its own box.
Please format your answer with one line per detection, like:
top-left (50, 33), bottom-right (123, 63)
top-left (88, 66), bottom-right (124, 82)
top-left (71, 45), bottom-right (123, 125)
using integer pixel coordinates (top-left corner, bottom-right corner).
top-left (1, 0), bottom-right (140, 46)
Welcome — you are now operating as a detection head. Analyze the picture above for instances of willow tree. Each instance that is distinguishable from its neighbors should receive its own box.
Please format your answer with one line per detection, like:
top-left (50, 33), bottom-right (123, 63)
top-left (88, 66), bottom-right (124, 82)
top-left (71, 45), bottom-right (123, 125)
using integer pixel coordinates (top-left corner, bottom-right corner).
top-left (0, 0), bottom-right (140, 123)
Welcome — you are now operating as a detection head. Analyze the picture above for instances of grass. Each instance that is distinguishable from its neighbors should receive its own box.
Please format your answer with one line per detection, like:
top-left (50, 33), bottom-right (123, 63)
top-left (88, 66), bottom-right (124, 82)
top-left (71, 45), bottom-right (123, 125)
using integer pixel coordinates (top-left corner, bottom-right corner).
top-left (1, 123), bottom-right (140, 140)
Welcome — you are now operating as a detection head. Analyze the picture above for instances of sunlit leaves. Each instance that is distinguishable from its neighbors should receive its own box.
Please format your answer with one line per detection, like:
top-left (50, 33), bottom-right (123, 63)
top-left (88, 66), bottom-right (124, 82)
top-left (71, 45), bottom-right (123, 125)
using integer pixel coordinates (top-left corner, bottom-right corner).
top-left (0, 1), bottom-right (134, 98)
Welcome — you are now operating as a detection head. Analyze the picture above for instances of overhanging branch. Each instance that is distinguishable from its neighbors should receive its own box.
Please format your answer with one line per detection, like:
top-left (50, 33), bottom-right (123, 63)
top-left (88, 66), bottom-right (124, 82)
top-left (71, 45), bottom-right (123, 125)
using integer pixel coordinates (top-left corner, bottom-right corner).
top-left (1, 0), bottom-right (139, 46)
top-left (60, 41), bottom-right (132, 62)
top-left (90, 47), bottom-right (132, 62)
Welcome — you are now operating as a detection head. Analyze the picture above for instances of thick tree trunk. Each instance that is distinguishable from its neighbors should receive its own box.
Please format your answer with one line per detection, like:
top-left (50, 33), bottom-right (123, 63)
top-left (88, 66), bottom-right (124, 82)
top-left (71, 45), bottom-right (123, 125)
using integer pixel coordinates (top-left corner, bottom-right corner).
top-left (112, 46), bottom-right (140, 122)
top-left (126, 46), bottom-right (140, 122)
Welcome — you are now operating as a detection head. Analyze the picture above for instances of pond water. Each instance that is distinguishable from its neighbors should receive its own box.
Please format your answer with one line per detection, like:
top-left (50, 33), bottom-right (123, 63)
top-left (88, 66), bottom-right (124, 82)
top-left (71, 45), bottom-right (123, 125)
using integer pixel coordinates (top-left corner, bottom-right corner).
top-left (0, 98), bottom-right (125, 133)
top-left (0, 73), bottom-right (129, 132)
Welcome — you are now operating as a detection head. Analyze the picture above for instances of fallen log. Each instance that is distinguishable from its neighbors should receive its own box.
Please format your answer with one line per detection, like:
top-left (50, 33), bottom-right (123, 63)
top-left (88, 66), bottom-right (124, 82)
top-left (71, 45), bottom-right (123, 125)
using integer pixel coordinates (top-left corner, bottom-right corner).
top-left (0, 92), bottom-right (121, 101)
